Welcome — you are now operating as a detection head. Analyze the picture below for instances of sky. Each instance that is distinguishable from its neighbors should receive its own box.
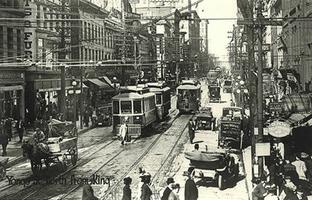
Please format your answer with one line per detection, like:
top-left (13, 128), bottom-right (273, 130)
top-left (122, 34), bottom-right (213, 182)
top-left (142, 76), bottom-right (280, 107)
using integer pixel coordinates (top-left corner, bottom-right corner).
top-left (196, 0), bottom-right (237, 68)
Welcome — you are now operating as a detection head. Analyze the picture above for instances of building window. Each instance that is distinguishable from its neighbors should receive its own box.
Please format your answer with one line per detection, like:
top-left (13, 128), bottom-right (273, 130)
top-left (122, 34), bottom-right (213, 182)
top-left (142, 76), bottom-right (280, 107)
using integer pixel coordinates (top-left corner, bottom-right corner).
top-left (43, 7), bottom-right (47, 29)
top-left (84, 22), bottom-right (87, 40)
top-left (92, 24), bottom-right (94, 40)
top-left (17, 29), bottom-right (21, 58)
top-left (7, 28), bottom-right (13, 50)
top-left (88, 23), bottom-right (91, 40)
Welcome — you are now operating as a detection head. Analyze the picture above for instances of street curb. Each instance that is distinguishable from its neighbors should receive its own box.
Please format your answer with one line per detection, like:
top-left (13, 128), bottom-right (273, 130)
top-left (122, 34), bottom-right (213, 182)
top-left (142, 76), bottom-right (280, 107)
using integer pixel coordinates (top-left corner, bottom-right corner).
top-left (6, 126), bottom-right (93, 168)
top-left (241, 148), bottom-right (251, 200)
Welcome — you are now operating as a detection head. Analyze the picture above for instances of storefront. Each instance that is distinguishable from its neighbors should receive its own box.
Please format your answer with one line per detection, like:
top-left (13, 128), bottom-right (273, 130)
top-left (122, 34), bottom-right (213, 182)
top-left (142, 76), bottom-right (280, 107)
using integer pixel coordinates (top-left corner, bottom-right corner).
top-left (0, 66), bottom-right (25, 120)
top-left (84, 78), bottom-right (115, 108)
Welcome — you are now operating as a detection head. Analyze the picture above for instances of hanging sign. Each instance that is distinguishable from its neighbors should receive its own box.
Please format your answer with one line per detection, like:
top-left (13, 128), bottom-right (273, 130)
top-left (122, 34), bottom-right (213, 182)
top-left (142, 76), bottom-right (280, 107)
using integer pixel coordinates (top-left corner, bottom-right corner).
top-left (268, 120), bottom-right (291, 138)
top-left (255, 143), bottom-right (271, 157)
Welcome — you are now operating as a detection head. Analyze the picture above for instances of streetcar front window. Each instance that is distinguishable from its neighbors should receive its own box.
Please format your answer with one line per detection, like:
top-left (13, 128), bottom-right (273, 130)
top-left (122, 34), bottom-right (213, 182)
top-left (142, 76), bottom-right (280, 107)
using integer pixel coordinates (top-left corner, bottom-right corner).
top-left (156, 94), bottom-right (162, 105)
top-left (121, 101), bottom-right (132, 114)
top-left (133, 100), bottom-right (142, 114)
top-left (113, 101), bottom-right (119, 114)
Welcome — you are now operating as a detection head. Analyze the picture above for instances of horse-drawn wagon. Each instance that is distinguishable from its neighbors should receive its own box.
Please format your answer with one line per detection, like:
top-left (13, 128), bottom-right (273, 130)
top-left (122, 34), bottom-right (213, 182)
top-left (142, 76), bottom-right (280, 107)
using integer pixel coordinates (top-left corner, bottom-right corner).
top-left (22, 120), bottom-right (78, 175)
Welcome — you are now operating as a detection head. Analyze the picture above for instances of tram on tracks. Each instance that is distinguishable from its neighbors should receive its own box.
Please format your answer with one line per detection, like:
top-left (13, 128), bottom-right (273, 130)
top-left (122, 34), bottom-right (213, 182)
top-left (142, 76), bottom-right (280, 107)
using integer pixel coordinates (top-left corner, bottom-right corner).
top-left (177, 80), bottom-right (201, 113)
top-left (112, 86), bottom-right (157, 138)
top-left (147, 82), bottom-right (171, 121)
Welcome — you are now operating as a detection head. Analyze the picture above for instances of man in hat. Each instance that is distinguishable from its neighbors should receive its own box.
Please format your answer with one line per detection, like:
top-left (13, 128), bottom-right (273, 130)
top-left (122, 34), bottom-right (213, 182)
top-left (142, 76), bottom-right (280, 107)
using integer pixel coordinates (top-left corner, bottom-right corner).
top-left (184, 167), bottom-right (198, 200)
top-left (141, 172), bottom-right (152, 200)
top-left (160, 177), bottom-right (175, 200)
top-left (188, 119), bottom-right (196, 144)
top-left (122, 176), bottom-right (132, 200)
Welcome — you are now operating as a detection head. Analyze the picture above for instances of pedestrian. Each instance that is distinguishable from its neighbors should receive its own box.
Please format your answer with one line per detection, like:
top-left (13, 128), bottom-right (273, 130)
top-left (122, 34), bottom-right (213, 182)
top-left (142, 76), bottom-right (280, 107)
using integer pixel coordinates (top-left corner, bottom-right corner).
top-left (141, 172), bottom-right (152, 200)
top-left (138, 168), bottom-right (146, 199)
top-left (33, 128), bottom-right (46, 144)
top-left (292, 154), bottom-right (307, 181)
top-left (301, 152), bottom-right (312, 183)
top-left (122, 176), bottom-right (132, 200)
top-left (120, 121), bottom-right (128, 145)
top-left (251, 177), bottom-right (268, 200)
top-left (188, 119), bottom-right (195, 144)
top-left (16, 118), bottom-right (25, 143)
top-left (161, 177), bottom-right (175, 200)
top-left (230, 99), bottom-right (235, 107)
top-left (82, 184), bottom-right (99, 200)
top-left (0, 120), bottom-right (8, 156)
top-left (4, 118), bottom-right (12, 141)
top-left (84, 110), bottom-right (90, 127)
top-left (184, 167), bottom-right (198, 200)
top-left (168, 183), bottom-right (180, 200)
top-left (281, 176), bottom-right (298, 200)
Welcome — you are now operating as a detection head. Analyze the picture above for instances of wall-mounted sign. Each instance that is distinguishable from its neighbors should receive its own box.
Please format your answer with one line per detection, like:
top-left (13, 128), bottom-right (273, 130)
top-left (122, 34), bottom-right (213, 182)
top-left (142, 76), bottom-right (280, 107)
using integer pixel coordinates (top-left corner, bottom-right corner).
top-left (268, 120), bottom-right (291, 138)
top-left (269, 102), bottom-right (284, 112)
top-left (256, 143), bottom-right (271, 157)
top-left (24, 0), bottom-right (36, 61)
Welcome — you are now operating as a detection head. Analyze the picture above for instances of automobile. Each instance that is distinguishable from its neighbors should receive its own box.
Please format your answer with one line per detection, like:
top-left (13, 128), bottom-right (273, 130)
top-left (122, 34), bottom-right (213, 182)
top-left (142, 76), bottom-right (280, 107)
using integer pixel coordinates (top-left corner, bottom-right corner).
top-left (195, 107), bottom-right (216, 130)
top-left (95, 105), bottom-right (112, 127)
top-left (208, 85), bottom-right (221, 103)
top-left (223, 80), bottom-right (233, 93)
top-left (184, 150), bottom-right (239, 190)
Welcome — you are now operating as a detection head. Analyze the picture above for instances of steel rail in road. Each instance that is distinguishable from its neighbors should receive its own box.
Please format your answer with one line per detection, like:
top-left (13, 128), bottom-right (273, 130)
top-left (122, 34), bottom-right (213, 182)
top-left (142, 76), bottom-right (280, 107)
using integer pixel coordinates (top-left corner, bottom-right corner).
top-left (21, 110), bottom-right (180, 200)
top-left (101, 114), bottom-right (192, 200)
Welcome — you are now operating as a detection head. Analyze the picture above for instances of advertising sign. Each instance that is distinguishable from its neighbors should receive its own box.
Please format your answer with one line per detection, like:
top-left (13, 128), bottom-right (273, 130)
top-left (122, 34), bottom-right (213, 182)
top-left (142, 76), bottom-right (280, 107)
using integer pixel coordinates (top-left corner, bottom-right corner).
top-left (256, 143), bottom-right (271, 157)
top-left (24, 0), bottom-right (37, 61)
top-left (268, 120), bottom-right (291, 138)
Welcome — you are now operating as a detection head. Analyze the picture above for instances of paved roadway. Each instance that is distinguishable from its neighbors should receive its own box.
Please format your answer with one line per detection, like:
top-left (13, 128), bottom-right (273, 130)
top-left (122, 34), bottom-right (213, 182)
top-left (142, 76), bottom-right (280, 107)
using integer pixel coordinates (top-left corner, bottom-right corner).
top-left (162, 82), bottom-right (249, 200)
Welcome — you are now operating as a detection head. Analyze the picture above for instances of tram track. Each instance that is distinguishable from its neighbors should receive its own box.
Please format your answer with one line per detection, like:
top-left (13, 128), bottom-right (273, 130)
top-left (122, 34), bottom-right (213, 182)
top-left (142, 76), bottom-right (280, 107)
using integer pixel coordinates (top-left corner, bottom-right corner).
top-left (58, 112), bottom-right (183, 200)
top-left (2, 109), bottom-right (180, 200)
top-left (101, 114), bottom-right (193, 200)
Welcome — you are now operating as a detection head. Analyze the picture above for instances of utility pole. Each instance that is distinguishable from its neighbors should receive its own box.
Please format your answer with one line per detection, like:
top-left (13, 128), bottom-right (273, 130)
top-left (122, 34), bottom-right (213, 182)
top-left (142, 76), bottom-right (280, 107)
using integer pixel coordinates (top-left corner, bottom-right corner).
top-left (256, 0), bottom-right (264, 178)
top-left (234, 25), bottom-right (238, 74)
top-left (121, 0), bottom-right (126, 86)
top-left (59, 0), bottom-right (66, 121)
top-left (205, 19), bottom-right (209, 72)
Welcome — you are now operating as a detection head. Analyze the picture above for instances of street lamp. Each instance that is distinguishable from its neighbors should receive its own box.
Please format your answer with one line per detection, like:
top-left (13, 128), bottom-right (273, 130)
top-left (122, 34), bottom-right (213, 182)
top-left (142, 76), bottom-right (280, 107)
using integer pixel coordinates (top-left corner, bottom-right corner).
top-left (68, 79), bottom-right (81, 129)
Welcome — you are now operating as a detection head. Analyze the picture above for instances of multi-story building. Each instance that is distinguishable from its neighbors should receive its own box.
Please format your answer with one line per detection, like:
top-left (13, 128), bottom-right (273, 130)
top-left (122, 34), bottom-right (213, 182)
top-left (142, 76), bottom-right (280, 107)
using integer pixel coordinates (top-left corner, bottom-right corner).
top-left (281, 0), bottom-right (312, 91)
top-left (0, 0), bottom-right (26, 120)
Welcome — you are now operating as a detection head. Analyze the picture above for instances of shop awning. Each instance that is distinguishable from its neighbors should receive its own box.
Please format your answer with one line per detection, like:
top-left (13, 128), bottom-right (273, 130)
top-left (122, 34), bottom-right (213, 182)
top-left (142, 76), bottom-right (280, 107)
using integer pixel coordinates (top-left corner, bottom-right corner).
top-left (285, 113), bottom-right (312, 127)
top-left (87, 79), bottom-right (107, 88)
top-left (85, 79), bottom-right (114, 91)
top-left (0, 85), bottom-right (23, 91)
top-left (38, 83), bottom-right (88, 92)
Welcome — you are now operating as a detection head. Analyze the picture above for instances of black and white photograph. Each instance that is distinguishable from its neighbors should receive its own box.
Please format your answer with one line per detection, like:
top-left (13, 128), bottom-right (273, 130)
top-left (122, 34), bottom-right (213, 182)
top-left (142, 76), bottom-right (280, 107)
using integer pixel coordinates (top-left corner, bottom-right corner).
top-left (0, 0), bottom-right (312, 199)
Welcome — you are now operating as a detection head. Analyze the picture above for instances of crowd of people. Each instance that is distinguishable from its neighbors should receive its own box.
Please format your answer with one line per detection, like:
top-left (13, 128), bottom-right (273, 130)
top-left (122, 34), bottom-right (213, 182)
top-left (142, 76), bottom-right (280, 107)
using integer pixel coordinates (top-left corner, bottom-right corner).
top-left (252, 144), bottom-right (312, 200)
top-left (81, 166), bottom-right (199, 200)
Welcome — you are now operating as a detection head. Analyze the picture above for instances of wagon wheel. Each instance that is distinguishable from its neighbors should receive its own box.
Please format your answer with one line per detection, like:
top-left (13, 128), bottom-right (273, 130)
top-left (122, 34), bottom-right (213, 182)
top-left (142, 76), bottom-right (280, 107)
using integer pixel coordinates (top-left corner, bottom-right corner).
top-left (0, 166), bottom-right (6, 180)
top-left (31, 161), bottom-right (42, 175)
top-left (69, 146), bottom-right (78, 166)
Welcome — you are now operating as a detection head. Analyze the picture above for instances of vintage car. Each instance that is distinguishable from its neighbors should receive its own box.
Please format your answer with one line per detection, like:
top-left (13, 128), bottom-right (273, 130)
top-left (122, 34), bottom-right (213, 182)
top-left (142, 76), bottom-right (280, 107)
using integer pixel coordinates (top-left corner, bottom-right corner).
top-left (195, 107), bottom-right (216, 130)
top-left (95, 104), bottom-right (112, 127)
top-left (208, 85), bottom-right (221, 103)
top-left (184, 150), bottom-right (239, 190)
top-left (218, 107), bottom-right (244, 149)
top-left (223, 80), bottom-right (233, 93)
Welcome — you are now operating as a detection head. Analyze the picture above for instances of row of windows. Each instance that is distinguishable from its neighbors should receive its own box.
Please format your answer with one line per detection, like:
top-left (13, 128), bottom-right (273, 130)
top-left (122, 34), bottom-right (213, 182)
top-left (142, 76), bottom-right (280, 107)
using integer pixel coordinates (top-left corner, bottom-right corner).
top-left (0, 0), bottom-right (21, 8)
top-left (113, 100), bottom-right (142, 114)
top-left (83, 22), bottom-right (114, 48)
top-left (113, 97), bottom-right (156, 115)
top-left (81, 47), bottom-right (113, 61)
top-left (0, 26), bottom-right (23, 62)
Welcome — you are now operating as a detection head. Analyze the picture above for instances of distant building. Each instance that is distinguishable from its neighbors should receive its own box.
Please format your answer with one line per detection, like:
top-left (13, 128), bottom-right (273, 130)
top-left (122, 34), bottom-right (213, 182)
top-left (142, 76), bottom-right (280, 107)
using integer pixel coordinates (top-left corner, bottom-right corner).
top-left (0, 0), bottom-right (25, 120)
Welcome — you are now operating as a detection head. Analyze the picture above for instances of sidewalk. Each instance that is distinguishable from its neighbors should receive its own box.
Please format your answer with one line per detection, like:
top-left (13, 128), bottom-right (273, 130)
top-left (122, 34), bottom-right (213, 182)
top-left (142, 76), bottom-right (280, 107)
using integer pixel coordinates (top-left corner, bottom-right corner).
top-left (2, 118), bottom-right (92, 168)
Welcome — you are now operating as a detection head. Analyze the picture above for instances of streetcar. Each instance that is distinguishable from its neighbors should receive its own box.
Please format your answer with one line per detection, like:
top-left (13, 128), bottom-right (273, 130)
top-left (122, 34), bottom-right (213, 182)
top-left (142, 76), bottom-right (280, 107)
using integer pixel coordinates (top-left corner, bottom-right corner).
top-left (177, 80), bottom-right (201, 113)
top-left (112, 86), bottom-right (157, 138)
top-left (147, 82), bottom-right (171, 121)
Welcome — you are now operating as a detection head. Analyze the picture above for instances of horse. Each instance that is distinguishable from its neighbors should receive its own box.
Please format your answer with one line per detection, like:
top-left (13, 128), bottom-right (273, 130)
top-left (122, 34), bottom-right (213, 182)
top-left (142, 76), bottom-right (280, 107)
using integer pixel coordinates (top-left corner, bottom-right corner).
top-left (22, 141), bottom-right (52, 174)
